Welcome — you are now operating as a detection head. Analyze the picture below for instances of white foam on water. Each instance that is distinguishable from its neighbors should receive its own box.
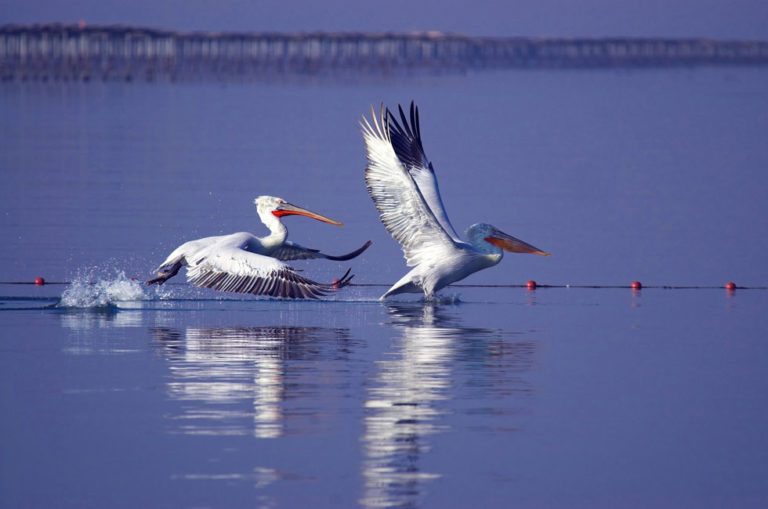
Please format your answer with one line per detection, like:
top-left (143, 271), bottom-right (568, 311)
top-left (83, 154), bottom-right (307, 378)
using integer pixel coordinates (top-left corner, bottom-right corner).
top-left (58, 269), bottom-right (149, 308)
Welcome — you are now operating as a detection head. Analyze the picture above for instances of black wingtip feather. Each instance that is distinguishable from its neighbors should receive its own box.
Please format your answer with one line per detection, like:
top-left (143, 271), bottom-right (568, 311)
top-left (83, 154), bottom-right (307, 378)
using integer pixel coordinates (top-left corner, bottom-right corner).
top-left (322, 240), bottom-right (373, 261)
top-left (386, 101), bottom-right (430, 172)
top-left (398, 103), bottom-right (414, 139)
top-left (410, 101), bottom-right (420, 141)
top-left (328, 268), bottom-right (354, 290)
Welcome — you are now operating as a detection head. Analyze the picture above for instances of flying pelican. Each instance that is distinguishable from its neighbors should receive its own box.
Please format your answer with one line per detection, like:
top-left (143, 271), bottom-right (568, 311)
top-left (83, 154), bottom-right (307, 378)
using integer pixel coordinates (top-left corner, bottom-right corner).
top-left (361, 102), bottom-right (550, 299)
top-left (146, 195), bottom-right (372, 299)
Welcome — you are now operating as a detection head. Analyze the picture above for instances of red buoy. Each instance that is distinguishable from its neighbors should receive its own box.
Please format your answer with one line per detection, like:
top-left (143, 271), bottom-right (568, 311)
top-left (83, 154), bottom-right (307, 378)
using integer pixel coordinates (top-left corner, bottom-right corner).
top-left (725, 282), bottom-right (736, 291)
top-left (526, 280), bottom-right (537, 290)
top-left (631, 281), bottom-right (642, 290)
top-left (35, 277), bottom-right (45, 286)
top-left (331, 278), bottom-right (341, 290)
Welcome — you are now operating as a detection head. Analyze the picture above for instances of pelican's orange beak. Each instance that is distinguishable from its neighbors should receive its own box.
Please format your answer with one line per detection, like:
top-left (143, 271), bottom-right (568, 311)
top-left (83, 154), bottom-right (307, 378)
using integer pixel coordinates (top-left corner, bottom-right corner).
top-left (272, 202), bottom-right (343, 226)
top-left (485, 228), bottom-right (550, 256)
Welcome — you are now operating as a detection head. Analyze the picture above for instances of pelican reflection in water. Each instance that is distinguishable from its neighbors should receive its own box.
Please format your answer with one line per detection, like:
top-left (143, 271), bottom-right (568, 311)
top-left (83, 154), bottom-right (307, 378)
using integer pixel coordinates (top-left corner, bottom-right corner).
top-left (152, 325), bottom-right (352, 439)
top-left (360, 303), bottom-right (536, 508)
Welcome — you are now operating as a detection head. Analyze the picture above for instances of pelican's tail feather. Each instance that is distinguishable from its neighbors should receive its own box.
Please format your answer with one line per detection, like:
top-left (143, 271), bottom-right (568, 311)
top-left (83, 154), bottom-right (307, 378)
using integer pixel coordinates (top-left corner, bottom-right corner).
top-left (380, 270), bottom-right (423, 299)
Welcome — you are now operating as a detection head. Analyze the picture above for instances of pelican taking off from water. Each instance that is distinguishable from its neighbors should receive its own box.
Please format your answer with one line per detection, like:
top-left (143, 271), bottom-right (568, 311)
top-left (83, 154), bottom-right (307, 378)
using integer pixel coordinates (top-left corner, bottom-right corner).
top-left (146, 195), bottom-right (371, 299)
top-left (361, 102), bottom-right (550, 299)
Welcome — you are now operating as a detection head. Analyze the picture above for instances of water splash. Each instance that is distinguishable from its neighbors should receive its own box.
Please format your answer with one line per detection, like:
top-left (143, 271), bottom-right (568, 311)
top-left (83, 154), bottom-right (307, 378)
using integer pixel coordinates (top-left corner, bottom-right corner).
top-left (148, 282), bottom-right (177, 300)
top-left (58, 269), bottom-right (148, 308)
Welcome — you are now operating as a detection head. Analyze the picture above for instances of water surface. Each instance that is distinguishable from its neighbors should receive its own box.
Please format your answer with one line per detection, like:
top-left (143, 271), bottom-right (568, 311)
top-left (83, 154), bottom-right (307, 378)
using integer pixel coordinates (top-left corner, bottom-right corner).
top-left (2, 67), bottom-right (768, 508)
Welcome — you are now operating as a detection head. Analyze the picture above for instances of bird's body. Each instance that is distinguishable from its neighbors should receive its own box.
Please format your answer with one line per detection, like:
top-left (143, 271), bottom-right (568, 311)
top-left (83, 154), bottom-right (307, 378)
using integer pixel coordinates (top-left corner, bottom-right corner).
top-left (361, 102), bottom-right (549, 299)
top-left (147, 196), bottom-right (371, 299)
top-left (382, 247), bottom-right (498, 298)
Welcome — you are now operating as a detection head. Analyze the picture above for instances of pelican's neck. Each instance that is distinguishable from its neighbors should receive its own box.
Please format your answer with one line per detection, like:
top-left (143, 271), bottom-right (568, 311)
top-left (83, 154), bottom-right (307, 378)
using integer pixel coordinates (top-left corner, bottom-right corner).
top-left (258, 210), bottom-right (288, 246)
top-left (470, 241), bottom-right (504, 274)
top-left (465, 223), bottom-right (504, 260)
top-left (466, 233), bottom-right (504, 269)
top-left (475, 243), bottom-right (503, 265)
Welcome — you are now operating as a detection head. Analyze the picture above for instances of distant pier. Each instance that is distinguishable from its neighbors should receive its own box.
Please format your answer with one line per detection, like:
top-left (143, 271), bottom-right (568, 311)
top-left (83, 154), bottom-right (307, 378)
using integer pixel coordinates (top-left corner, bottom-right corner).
top-left (2, 24), bottom-right (768, 82)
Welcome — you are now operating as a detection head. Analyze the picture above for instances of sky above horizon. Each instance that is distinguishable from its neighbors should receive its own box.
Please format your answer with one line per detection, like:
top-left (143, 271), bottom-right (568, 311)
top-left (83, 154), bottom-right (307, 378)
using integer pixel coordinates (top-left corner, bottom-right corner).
top-left (2, 0), bottom-right (768, 40)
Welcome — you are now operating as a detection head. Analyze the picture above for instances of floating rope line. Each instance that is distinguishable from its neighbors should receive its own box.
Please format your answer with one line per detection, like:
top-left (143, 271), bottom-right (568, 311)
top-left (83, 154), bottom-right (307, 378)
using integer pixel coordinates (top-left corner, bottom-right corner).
top-left (350, 283), bottom-right (765, 290)
top-left (2, 281), bottom-right (71, 285)
top-left (1, 280), bottom-right (764, 290)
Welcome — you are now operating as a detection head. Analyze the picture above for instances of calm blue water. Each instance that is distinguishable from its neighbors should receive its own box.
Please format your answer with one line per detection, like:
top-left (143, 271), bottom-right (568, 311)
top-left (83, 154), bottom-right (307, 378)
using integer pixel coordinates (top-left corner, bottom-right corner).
top-left (2, 67), bottom-right (768, 508)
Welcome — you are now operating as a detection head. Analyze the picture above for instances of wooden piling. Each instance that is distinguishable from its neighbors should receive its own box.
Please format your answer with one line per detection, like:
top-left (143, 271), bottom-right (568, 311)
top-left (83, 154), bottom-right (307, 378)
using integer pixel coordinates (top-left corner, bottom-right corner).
top-left (1, 24), bottom-right (767, 82)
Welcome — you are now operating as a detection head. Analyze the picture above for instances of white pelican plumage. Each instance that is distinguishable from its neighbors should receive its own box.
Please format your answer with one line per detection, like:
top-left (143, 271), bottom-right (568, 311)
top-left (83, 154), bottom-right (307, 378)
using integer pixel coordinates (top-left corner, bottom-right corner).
top-left (361, 102), bottom-right (550, 299)
top-left (146, 195), bottom-right (371, 299)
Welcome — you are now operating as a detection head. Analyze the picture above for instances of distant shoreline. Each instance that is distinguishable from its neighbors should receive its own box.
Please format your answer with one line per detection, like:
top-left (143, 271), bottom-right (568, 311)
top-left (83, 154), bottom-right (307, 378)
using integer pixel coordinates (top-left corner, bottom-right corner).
top-left (3, 23), bottom-right (768, 82)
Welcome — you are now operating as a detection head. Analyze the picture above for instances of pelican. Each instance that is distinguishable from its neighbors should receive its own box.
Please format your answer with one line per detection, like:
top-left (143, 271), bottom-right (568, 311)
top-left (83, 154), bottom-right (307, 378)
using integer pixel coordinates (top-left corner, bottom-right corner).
top-left (361, 102), bottom-right (550, 299)
top-left (146, 195), bottom-right (372, 299)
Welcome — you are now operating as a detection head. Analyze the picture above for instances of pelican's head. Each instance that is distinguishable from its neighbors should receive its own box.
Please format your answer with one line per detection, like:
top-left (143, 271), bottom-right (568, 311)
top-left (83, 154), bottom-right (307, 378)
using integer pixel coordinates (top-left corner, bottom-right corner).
top-left (254, 195), bottom-right (343, 225)
top-left (467, 223), bottom-right (550, 256)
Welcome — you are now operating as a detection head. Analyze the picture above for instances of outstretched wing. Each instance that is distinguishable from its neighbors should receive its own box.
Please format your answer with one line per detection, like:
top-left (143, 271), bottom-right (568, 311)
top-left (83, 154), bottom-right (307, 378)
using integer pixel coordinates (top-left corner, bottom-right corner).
top-left (270, 240), bottom-right (373, 262)
top-left (268, 241), bottom-right (324, 261)
top-left (361, 104), bottom-right (459, 267)
top-left (186, 246), bottom-right (351, 299)
top-left (388, 102), bottom-right (461, 242)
